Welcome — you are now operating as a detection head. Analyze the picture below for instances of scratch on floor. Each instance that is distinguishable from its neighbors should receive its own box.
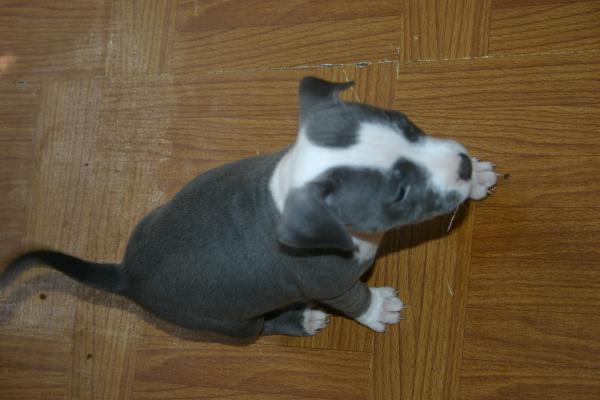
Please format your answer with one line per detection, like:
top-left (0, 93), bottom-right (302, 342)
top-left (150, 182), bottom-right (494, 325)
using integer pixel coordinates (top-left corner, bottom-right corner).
top-left (447, 205), bottom-right (461, 232)
top-left (206, 59), bottom-right (397, 74)
top-left (447, 281), bottom-right (454, 297)
top-left (341, 67), bottom-right (361, 103)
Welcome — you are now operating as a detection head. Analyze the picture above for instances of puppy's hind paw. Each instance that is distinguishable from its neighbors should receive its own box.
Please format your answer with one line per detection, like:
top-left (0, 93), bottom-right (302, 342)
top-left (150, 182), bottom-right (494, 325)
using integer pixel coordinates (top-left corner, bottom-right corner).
top-left (470, 158), bottom-right (498, 200)
top-left (302, 309), bottom-right (330, 335)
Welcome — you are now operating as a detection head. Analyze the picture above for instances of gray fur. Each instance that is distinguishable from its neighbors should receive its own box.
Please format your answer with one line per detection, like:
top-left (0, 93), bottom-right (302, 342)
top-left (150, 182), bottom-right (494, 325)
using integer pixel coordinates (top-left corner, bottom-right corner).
top-left (304, 102), bottom-right (427, 148)
top-left (305, 162), bottom-right (462, 235)
top-left (300, 77), bottom-right (426, 148)
top-left (278, 181), bottom-right (354, 251)
top-left (117, 151), bottom-right (372, 337)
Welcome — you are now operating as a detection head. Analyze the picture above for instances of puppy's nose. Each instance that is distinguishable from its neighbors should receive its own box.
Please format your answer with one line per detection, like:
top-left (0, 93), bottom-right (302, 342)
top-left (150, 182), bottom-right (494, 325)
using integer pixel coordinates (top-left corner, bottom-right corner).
top-left (458, 153), bottom-right (472, 181)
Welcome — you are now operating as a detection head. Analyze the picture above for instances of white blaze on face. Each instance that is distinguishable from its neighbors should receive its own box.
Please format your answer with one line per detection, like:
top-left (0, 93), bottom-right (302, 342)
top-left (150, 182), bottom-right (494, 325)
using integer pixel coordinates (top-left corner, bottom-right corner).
top-left (270, 122), bottom-right (472, 212)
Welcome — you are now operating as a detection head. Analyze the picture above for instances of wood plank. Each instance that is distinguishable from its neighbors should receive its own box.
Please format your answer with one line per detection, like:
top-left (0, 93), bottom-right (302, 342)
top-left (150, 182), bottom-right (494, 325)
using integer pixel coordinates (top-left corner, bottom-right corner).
top-left (133, 384), bottom-right (335, 400)
top-left (98, 76), bottom-right (174, 163)
top-left (470, 155), bottom-right (600, 208)
top-left (489, 0), bottom-right (600, 56)
top-left (472, 207), bottom-right (600, 262)
top-left (66, 76), bottom-right (178, 400)
top-left (393, 105), bottom-right (600, 157)
top-left (0, 327), bottom-right (71, 400)
top-left (0, 79), bottom-right (39, 265)
top-left (5, 78), bottom-right (104, 331)
top-left (396, 53), bottom-right (600, 110)
top-left (468, 207), bottom-right (600, 314)
top-left (394, 53), bottom-right (600, 157)
top-left (157, 70), bottom-right (301, 209)
top-left (369, 203), bottom-right (476, 400)
top-left (0, 0), bottom-right (110, 77)
top-left (460, 308), bottom-right (600, 399)
top-left (179, 0), bottom-right (403, 31)
top-left (133, 334), bottom-right (370, 400)
top-left (107, 0), bottom-right (177, 76)
top-left (2, 76), bottom-right (171, 399)
top-left (468, 256), bottom-right (600, 315)
top-left (69, 296), bottom-right (139, 400)
top-left (460, 359), bottom-right (600, 400)
top-left (172, 6), bottom-right (403, 74)
top-left (402, 0), bottom-right (492, 61)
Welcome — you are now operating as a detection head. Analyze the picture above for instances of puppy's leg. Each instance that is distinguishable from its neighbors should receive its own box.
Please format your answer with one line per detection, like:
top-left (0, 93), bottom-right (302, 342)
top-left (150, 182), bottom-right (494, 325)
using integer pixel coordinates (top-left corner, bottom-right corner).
top-left (262, 304), bottom-right (329, 336)
top-left (320, 282), bottom-right (404, 332)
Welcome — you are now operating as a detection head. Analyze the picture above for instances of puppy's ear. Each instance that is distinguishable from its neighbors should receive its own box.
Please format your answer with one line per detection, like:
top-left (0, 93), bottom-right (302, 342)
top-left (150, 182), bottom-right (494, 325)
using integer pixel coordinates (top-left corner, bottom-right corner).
top-left (299, 76), bottom-right (354, 121)
top-left (277, 182), bottom-right (354, 251)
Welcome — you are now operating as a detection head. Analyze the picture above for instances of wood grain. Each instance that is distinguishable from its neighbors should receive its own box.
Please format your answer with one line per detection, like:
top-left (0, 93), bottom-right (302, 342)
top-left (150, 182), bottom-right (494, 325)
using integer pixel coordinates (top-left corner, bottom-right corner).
top-left (5, 79), bottom-right (104, 332)
top-left (472, 207), bottom-right (600, 263)
top-left (460, 359), bottom-right (600, 400)
top-left (402, 0), bottom-right (491, 61)
top-left (0, 327), bottom-right (71, 400)
top-left (396, 52), bottom-right (600, 110)
top-left (471, 155), bottom-right (600, 208)
top-left (69, 297), bottom-right (139, 400)
top-left (66, 76), bottom-right (175, 400)
top-left (133, 334), bottom-right (370, 400)
top-left (107, 0), bottom-right (177, 76)
top-left (461, 308), bottom-right (600, 399)
top-left (179, 0), bottom-right (404, 31)
top-left (0, 0), bottom-right (110, 77)
top-left (172, 3), bottom-right (403, 74)
top-left (394, 53), bottom-right (600, 157)
top-left (468, 207), bottom-right (600, 314)
top-left (489, 0), bottom-right (600, 56)
top-left (133, 385), bottom-right (336, 400)
top-left (0, 79), bottom-right (39, 265)
top-left (369, 204), bottom-right (476, 400)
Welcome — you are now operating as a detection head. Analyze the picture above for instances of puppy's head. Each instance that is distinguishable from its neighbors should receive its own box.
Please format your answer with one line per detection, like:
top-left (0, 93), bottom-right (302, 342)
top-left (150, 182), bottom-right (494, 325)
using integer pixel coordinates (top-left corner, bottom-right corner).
top-left (276, 77), bottom-right (475, 251)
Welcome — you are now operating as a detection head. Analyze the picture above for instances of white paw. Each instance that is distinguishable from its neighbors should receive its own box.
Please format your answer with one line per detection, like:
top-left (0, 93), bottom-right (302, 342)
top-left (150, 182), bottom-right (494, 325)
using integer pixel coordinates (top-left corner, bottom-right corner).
top-left (302, 309), bottom-right (330, 335)
top-left (470, 158), bottom-right (498, 200)
top-left (356, 287), bottom-right (404, 332)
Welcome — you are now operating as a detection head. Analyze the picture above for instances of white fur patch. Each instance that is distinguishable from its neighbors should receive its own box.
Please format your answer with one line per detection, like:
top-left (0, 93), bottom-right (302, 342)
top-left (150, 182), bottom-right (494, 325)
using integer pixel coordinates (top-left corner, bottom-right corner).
top-left (302, 309), bottom-right (329, 335)
top-left (270, 122), bottom-right (472, 213)
top-left (350, 231), bottom-right (382, 264)
top-left (356, 287), bottom-right (404, 332)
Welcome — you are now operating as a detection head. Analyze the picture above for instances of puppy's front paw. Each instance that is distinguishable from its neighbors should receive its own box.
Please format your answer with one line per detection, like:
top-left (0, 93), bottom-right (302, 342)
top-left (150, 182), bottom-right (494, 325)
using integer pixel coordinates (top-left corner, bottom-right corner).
top-left (470, 158), bottom-right (498, 200)
top-left (302, 309), bottom-right (330, 335)
top-left (356, 287), bottom-right (404, 332)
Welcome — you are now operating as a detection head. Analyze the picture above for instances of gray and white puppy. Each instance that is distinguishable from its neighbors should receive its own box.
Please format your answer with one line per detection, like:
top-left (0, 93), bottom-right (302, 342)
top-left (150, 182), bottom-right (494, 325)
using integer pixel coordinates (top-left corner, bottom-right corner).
top-left (3, 77), bottom-right (497, 338)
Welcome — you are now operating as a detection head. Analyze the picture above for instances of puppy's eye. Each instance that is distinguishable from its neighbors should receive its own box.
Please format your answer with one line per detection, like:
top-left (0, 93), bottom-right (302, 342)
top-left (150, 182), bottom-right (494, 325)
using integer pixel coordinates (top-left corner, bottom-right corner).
top-left (395, 186), bottom-right (408, 203)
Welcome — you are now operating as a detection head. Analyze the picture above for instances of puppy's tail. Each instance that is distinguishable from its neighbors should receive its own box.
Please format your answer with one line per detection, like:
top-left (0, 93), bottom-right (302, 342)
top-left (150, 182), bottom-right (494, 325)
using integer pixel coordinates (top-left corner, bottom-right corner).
top-left (1, 250), bottom-right (128, 294)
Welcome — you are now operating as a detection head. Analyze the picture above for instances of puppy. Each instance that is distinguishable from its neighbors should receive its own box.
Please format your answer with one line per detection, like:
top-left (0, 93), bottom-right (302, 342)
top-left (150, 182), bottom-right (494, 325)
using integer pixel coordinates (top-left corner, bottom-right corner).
top-left (2, 77), bottom-right (497, 338)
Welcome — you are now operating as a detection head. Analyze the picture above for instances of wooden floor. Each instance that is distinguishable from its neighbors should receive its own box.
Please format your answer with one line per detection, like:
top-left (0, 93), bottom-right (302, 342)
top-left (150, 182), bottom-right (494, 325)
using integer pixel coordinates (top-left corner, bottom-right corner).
top-left (1, 1), bottom-right (599, 399)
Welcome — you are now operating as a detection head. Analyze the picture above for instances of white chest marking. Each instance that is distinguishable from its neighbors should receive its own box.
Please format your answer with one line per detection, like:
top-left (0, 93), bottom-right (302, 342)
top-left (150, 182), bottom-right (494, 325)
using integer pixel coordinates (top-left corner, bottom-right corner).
top-left (351, 231), bottom-right (382, 264)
